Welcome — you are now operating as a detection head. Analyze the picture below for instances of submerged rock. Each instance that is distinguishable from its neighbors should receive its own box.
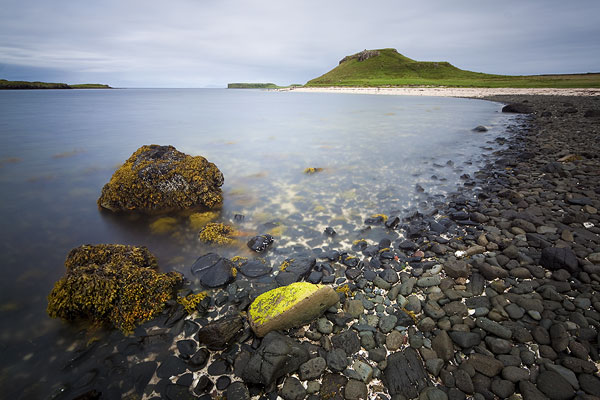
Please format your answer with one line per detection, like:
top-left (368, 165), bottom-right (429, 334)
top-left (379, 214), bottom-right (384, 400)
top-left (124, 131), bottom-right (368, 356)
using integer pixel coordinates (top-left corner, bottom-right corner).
top-left (47, 244), bottom-right (182, 332)
top-left (191, 253), bottom-right (236, 288)
top-left (247, 282), bottom-right (338, 337)
top-left (98, 145), bottom-right (223, 213)
top-left (247, 234), bottom-right (274, 252)
top-left (196, 315), bottom-right (243, 350)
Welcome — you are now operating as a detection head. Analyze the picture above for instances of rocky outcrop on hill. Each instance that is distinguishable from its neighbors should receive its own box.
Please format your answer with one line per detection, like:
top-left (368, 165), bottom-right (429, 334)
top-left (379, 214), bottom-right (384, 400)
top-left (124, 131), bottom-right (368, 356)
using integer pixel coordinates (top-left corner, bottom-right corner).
top-left (339, 49), bottom-right (381, 64)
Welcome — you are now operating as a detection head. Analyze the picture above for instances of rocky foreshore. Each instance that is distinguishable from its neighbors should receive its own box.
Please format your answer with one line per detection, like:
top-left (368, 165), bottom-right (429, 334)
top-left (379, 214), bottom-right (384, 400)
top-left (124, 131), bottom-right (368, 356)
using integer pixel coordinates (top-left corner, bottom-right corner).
top-left (18, 95), bottom-right (600, 400)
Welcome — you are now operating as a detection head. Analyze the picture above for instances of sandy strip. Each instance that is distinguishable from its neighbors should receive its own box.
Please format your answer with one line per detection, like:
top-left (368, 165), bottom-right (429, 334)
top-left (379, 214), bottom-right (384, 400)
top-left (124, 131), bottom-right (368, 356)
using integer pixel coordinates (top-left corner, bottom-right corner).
top-left (278, 86), bottom-right (600, 97)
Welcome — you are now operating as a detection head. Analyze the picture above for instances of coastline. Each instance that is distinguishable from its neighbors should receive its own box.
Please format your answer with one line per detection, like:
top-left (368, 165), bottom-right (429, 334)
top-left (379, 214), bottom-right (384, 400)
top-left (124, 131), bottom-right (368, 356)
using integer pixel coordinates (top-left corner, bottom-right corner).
top-left (279, 86), bottom-right (600, 98)
top-left (5, 93), bottom-right (600, 399)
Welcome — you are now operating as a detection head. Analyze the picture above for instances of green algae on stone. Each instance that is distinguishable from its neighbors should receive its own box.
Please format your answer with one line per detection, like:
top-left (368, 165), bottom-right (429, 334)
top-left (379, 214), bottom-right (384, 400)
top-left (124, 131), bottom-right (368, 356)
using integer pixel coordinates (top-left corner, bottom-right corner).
top-left (248, 282), bottom-right (339, 337)
top-left (47, 244), bottom-right (182, 333)
top-left (98, 145), bottom-right (224, 214)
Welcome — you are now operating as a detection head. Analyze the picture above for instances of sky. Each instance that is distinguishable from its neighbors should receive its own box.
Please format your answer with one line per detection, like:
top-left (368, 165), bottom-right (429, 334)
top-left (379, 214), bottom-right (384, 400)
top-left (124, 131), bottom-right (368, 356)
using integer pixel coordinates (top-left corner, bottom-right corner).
top-left (1, 0), bottom-right (599, 88)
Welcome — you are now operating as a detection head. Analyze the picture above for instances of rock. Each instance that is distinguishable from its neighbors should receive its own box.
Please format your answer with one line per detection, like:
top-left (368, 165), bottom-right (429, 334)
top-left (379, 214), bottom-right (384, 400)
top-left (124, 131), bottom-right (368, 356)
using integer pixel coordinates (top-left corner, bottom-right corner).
top-left (536, 370), bottom-right (575, 400)
top-left (417, 275), bottom-right (441, 287)
top-left (247, 234), bottom-right (274, 253)
top-left (502, 103), bottom-right (533, 113)
top-left (485, 337), bottom-right (512, 354)
top-left (468, 353), bottom-right (503, 377)
top-left (519, 380), bottom-right (547, 400)
top-left (475, 317), bottom-right (512, 339)
top-left (345, 300), bottom-right (364, 318)
top-left (448, 331), bottom-right (481, 348)
top-left (501, 366), bottom-right (529, 382)
top-left (546, 364), bottom-right (579, 390)
top-left (189, 348), bottom-right (210, 369)
top-left (579, 373), bottom-right (600, 396)
top-left (491, 379), bottom-right (515, 398)
top-left (47, 244), bottom-right (182, 333)
top-left (226, 382), bottom-right (250, 400)
top-left (383, 347), bottom-right (431, 398)
top-left (191, 253), bottom-right (236, 288)
top-left (443, 260), bottom-right (471, 278)
top-left (281, 377), bottom-right (306, 400)
top-left (242, 331), bottom-right (309, 385)
top-left (588, 253), bottom-right (600, 264)
top-left (431, 330), bottom-right (454, 361)
top-left (454, 369), bottom-right (474, 394)
top-left (299, 357), bottom-right (327, 380)
top-left (540, 247), bottom-right (579, 273)
top-left (352, 360), bottom-right (373, 383)
top-left (425, 358), bottom-right (444, 377)
top-left (157, 355), bottom-right (189, 378)
top-left (584, 109), bottom-right (600, 118)
top-left (320, 373), bottom-right (348, 400)
top-left (248, 282), bottom-right (338, 337)
top-left (378, 315), bottom-right (398, 334)
top-left (472, 125), bottom-right (488, 132)
top-left (386, 330), bottom-right (405, 351)
top-left (344, 379), bottom-right (368, 400)
top-left (332, 330), bottom-right (361, 356)
top-left (237, 259), bottom-right (271, 277)
top-left (98, 145), bottom-right (223, 213)
top-left (196, 315), bottom-right (243, 350)
top-left (549, 323), bottom-right (569, 352)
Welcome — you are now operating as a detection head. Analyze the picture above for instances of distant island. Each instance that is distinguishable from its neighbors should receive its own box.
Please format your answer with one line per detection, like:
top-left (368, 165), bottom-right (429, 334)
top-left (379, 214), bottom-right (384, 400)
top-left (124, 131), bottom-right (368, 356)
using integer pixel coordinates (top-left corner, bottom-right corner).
top-left (0, 79), bottom-right (112, 90)
top-left (305, 48), bottom-right (600, 88)
top-left (227, 83), bottom-right (279, 89)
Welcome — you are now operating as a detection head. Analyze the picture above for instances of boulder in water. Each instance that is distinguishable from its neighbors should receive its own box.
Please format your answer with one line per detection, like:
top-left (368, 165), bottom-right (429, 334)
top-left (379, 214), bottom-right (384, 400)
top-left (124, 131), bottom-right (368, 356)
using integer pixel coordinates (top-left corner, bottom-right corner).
top-left (98, 145), bottom-right (223, 213)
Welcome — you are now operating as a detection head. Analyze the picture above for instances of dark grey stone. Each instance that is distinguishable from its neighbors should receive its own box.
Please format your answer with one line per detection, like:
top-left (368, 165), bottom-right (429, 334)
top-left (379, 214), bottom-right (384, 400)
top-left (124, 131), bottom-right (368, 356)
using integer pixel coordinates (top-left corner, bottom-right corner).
top-left (540, 247), bottom-right (579, 273)
top-left (449, 331), bottom-right (481, 348)
top-left (536, 370), bottom-right (575, 400)
top-left (431, 330), bottom-right (454, 361)
top-left (383, 347), bottom-right (431, 398)
top-left (196, 315), bottom-right (243, 350)
top-left (299, 357), bottom-right (327, 380)
top-left (327, 348), bottom-right (349, 372)
top-left (332, 330), bottom-right (361, 356)
top-left (281, 377), bottom-right (306, 400)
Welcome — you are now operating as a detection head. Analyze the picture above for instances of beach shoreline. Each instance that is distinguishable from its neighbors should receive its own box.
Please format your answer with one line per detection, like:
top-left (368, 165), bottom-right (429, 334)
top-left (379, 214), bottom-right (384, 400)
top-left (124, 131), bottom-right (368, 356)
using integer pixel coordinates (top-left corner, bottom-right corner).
top-left (279, 86), bottom-right (600, 98)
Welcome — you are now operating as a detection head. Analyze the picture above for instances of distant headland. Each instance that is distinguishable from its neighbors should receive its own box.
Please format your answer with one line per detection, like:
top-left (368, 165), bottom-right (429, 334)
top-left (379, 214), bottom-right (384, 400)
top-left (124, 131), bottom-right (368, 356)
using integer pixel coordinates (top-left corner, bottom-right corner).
top-left (0, 79), bottom-right (112, 90)
top-left (305, 48), bottom-right (600, 88)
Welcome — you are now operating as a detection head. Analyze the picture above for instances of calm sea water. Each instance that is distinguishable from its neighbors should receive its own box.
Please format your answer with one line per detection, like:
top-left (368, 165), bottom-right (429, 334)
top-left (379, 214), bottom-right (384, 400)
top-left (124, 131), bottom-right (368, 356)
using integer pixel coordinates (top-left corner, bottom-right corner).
top-left (0, 89), bottom-right (513, 396)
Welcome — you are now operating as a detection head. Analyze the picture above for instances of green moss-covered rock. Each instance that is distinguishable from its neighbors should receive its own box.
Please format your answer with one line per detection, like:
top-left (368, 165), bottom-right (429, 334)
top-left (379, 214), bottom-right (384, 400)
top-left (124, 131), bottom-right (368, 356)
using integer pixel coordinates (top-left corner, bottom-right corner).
top-left (248, 282), bottom-right (339, 337)
top-left (47, 244), bottom-right (183, 333)
top-left (98, 145), bottom-right (224, 213)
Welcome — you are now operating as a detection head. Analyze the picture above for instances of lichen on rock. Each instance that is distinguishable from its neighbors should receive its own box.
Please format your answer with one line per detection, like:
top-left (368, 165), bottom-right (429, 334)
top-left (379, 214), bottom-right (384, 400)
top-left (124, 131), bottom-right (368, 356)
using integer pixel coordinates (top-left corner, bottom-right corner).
top-left (47, 244), bottom-right (182, 333)
top-left (248, 282), bottom-right (339, 337)
top-left (98, 145), bottom-right (224, 214)
top-left (198, 222), bottom-right (235, 245)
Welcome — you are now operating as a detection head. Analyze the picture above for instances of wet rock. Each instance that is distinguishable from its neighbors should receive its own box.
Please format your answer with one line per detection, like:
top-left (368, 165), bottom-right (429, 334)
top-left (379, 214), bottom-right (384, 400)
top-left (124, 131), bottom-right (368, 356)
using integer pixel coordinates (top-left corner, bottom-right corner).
top-left (540, 247), bottom-right (579, 273)
top-left (98, 145), bottom-right (223, 213)
top-left (191, 253), bottom-right (236, 288)
top-left (472, 125), bottom-right (488, 132)
top-left (194, 375), bottom-right (214, 395)
top-left (176, 340), bottom-right (197, 359)
top-left (383, 347), bottom-right (431, 398)
top-left (248, 282), bottom-right (338, 337)
top-left (196, 315), bottom-right (243, 350)
top-left (238, 259), bottom-right (271, 277)
top-left (502, 103), bottom-right (533, 113)
top-left (247, 234), bottom-right (274, 253)
top-left (157, 356), bottom-right (189, 378)
top-left (242, 331), bottom-right (309, 385)
top-left (189, 348), bottom-right (209, 369)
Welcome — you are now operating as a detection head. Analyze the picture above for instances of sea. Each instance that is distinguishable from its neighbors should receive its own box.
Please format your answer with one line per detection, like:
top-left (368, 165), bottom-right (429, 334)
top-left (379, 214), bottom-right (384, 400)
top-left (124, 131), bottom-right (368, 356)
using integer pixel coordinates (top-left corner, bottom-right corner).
top-left (0, 88), bottom-right (514, 398)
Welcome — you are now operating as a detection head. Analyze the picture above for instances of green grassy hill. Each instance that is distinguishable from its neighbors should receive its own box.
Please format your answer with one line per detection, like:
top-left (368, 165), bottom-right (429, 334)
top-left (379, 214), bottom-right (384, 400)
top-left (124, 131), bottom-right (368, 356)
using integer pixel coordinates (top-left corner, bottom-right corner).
top-left (0, 79), bottom-right (111, 89)
top-left (306, 49), bottom-right (600, 88)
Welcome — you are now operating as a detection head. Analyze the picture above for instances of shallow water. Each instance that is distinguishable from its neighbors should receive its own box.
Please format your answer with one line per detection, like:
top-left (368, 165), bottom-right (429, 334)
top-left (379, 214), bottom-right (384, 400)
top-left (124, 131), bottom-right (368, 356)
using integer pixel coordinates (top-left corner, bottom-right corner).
top-left (0, 88), bottom-right (513, 395)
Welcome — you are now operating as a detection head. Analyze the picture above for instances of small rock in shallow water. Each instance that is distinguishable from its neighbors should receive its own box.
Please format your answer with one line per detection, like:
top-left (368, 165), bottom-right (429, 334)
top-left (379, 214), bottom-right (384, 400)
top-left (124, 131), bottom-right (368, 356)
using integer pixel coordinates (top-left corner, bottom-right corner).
top-left (247, 234), bottom-right (274, 252)
top-left (196, 315), bottom-right (243, 350)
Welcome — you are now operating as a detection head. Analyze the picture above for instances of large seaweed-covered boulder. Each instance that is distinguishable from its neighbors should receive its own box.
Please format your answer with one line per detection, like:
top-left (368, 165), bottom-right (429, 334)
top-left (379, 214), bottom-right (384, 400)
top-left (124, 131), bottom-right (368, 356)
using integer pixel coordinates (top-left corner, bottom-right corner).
top-left (98, 145), bottom-right (224, 213)
top-left (248, 282), bottom-right (339, 337)
top-left (47, 244), bottom-right (182, 332)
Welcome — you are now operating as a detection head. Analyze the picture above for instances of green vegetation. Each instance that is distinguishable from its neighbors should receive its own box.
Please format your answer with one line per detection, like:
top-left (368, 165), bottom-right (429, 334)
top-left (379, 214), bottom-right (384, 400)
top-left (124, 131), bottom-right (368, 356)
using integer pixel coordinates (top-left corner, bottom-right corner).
top-left (306, 49), bottom-right (600, 88)
top-left (0, 79), bottom-right (111, 89)
top-left (47, 244), bottom-right (182, 333)
top-left (228, 83), bottom-right (279, 89)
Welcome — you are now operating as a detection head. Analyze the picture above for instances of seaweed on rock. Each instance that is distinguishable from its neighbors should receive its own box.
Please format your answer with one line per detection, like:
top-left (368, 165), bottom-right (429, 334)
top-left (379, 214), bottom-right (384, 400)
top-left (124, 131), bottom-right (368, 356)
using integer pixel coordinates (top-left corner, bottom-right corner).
top-left (47, 244), bottom-right (182, 333)
top-left (98, 145), bottom-right (223, 213)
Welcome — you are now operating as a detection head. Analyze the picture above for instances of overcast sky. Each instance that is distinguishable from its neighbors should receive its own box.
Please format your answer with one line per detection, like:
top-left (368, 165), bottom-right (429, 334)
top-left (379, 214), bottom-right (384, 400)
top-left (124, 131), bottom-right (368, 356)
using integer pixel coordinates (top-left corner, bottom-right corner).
top-left (1, 0), bottom-right (599, 87)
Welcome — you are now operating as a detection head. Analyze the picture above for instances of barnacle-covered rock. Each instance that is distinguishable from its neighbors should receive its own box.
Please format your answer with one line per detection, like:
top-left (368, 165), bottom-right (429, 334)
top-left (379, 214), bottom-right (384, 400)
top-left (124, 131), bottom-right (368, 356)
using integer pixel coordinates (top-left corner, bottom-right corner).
top-left (98, 145), bottom-right (223, 213)
top-left (47, 244), bottom-right (182, 332)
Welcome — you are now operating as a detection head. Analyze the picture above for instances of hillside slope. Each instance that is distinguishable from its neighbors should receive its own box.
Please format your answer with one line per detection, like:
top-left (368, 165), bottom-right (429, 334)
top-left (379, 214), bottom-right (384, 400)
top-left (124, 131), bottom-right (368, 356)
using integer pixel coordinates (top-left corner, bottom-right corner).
top-left (306, 49), bottom-right (600, 88)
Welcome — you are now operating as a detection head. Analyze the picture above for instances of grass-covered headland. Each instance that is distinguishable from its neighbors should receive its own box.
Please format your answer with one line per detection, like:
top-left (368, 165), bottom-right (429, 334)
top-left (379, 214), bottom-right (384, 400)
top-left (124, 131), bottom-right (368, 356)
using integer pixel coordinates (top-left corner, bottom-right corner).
top-left (0, 79), bottom-right (111, 89)
top-left (306, 48), bottom-right (600, 88)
